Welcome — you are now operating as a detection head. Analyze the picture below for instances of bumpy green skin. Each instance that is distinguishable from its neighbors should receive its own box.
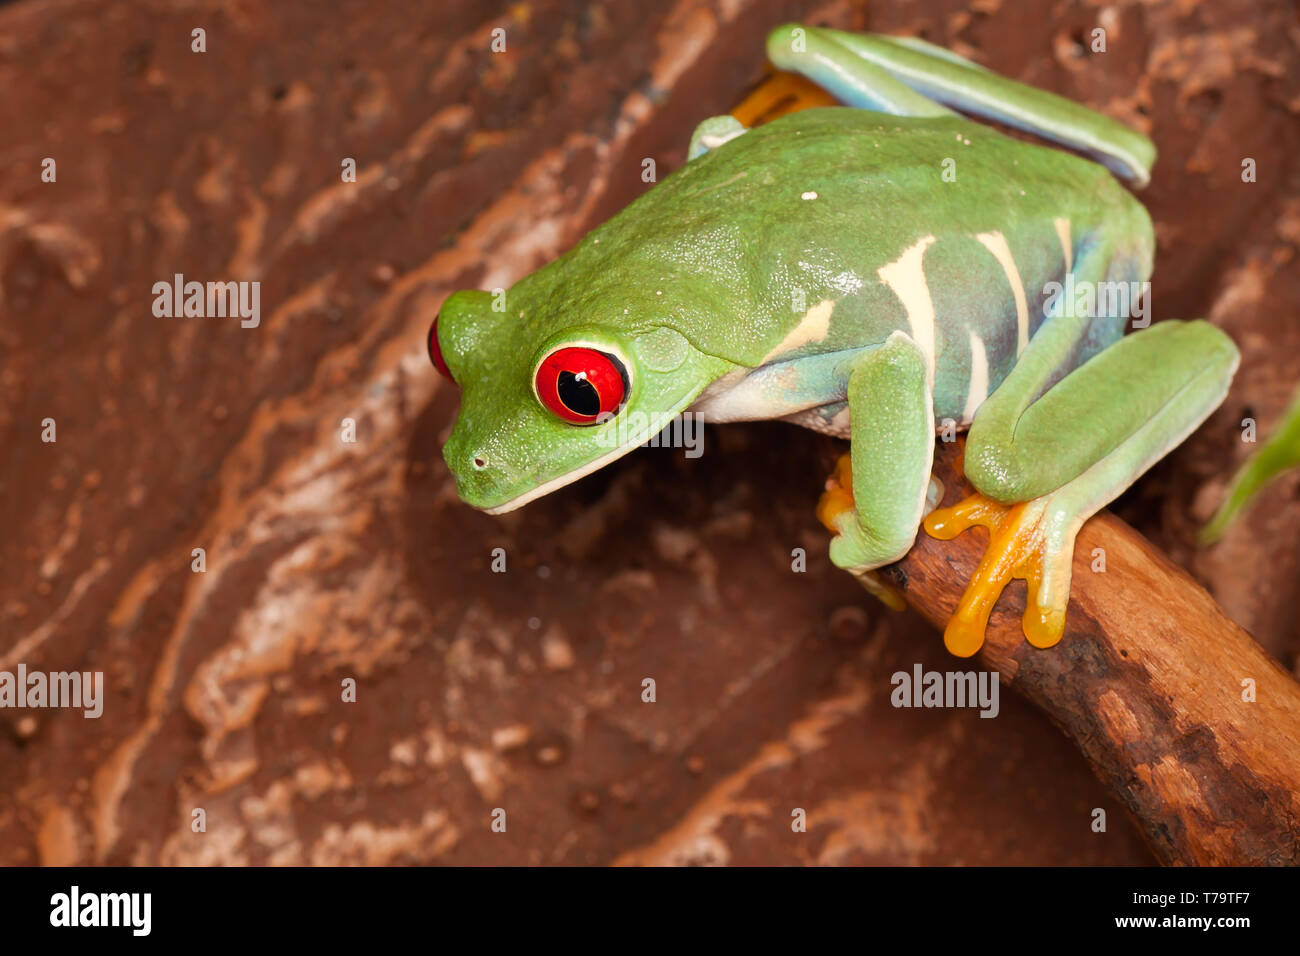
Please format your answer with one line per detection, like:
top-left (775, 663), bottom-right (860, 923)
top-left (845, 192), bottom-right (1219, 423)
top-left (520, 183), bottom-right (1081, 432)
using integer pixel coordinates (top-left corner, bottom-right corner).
top-left (438, 24), bottom-right (1238, 608)
top-left (440, 107), bottom-right (1149, 511)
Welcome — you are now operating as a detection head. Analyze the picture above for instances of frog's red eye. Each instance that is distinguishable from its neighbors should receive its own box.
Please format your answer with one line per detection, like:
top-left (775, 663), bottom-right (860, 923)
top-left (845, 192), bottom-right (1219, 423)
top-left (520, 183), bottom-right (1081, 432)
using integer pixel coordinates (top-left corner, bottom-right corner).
top-left (427, 315), bottom-right (455, 384)
top-left (534, 346), bottom-right (628, 425)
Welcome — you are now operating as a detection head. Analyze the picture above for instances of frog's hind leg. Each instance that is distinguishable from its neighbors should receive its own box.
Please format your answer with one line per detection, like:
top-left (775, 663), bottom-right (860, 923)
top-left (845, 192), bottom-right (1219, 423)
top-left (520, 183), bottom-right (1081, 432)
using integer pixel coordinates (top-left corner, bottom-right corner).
top-left (766, 24), bottom-right (1154, 186)
top-left (925, 319), bottom-right (1239, 657)
top-left (765, 24), bottom-right (956, 119)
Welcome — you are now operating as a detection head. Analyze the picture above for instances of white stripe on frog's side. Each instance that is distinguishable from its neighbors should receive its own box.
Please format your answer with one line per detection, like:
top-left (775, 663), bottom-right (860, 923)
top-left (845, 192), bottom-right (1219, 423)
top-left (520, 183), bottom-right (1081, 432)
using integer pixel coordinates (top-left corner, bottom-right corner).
top-left (876, 236), bottom-right (938, 384)
top-left (975, 231), bottom-right (1029, 356)
top-left (962, 328), bottom-right (989, 424)
top-left (1054, 217), bottom-right (1072, 273)
top-left (760, 298), bottom-right (835, 363)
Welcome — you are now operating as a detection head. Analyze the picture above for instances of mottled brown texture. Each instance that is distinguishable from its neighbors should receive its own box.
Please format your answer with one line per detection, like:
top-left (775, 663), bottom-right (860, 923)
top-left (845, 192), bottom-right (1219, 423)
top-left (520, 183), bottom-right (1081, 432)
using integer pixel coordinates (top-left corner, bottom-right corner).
top-left (0, 0), bottom-right (1297, 866)
top-left (885, 441), bottom-right (1300, 865)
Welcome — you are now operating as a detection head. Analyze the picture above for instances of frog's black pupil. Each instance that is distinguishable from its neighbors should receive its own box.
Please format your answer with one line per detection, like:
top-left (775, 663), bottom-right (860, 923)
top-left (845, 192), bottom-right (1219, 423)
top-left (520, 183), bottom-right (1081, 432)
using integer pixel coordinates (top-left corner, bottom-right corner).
top-left (557, 371), bottom-right (600, 416)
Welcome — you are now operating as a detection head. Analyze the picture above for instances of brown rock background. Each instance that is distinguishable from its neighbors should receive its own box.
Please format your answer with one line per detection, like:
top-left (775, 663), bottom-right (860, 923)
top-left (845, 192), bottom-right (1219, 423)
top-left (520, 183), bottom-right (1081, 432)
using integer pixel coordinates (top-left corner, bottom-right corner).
top-left (0, 0), bottom-right (1296, 865)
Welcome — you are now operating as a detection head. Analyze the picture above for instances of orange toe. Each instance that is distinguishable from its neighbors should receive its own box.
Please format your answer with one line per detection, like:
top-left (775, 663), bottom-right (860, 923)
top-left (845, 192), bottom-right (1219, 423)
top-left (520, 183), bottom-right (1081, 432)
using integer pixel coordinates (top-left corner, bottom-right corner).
top-left (923, 492), bottom-right (1069, 656)
top-left (816, 453), bottom-right (854, 533)
top-left (731, 71), bottom-right (836, 126)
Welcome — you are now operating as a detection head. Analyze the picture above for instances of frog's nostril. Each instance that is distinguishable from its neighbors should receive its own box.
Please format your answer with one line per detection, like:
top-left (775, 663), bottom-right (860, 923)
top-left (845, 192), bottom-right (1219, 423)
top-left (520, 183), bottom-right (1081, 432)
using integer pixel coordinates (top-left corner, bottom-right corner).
top-left (472, 455), bottom-right (488, 470)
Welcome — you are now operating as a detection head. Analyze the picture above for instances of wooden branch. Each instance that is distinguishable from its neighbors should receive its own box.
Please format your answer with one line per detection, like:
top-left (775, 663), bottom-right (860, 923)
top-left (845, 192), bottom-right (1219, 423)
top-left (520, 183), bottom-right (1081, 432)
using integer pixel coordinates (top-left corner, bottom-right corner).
top-left (879, 440), bottom-right (1300, 865)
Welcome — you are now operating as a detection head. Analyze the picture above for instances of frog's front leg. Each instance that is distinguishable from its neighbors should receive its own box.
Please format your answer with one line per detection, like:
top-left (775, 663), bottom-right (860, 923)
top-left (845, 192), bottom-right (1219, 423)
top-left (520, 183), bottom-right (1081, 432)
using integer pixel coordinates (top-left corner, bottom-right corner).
top-left (816, 331), bottom-right (936, 609)
top-left (926, 319), bottom-right (1239, 657)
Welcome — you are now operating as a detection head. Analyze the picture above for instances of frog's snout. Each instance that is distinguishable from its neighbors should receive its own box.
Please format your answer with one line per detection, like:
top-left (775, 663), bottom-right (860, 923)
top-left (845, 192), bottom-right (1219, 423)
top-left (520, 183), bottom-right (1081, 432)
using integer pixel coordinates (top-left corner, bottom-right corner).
top-left (442, 430), bottom-right (514, 512)
top-left (449, 446), bottom-right (494, 491)
top-left (457, 452), bottom-right (503, 509)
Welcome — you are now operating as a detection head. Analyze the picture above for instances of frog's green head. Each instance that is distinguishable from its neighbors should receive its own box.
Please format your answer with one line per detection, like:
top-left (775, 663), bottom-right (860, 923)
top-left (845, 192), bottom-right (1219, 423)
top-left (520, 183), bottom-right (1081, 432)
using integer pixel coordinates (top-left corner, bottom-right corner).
top-left (430, 277), bottom-right (734, 514)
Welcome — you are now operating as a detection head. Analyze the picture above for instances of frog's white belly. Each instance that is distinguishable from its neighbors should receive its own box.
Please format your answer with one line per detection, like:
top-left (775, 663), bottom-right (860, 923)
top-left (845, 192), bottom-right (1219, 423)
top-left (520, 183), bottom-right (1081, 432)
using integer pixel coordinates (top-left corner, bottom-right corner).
top-left (687, 347), bottom-right (968, 439)
top-left (780, 405), bottom-right (854, 437)
top-left (687, 351), bottom-right (855, 430)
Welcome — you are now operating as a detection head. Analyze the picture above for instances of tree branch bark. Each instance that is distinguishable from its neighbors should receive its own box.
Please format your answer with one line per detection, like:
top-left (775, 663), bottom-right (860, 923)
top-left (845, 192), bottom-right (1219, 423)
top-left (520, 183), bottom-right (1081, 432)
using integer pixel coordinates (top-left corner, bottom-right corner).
top-left (880, 440), bottom-right (1300, 865)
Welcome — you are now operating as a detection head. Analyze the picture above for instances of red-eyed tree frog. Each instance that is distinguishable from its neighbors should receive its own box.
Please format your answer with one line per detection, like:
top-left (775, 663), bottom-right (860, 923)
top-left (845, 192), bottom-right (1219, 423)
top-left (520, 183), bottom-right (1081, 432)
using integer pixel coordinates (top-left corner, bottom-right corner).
top-left (429, 25), bottom-right (1239, 657)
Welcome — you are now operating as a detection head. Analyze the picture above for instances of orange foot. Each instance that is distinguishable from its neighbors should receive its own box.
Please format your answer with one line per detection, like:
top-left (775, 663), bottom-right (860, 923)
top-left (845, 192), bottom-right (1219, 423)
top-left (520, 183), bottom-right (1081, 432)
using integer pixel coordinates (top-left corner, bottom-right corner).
top-left (923, 492), bottom-right (1077, 657)
top-left (815, 453), bottom-right (856, 535)
top-left (815, 453), bottom-right (907, 611)
top-left (731, 70), bottom-right (836, 127)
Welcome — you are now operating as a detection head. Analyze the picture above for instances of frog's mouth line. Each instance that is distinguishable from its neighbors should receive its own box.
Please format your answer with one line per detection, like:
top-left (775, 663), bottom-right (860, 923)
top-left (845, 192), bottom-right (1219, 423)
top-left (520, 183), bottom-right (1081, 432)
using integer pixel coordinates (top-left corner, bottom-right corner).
top-left (480, 428), bottom-right (654, 515)
top-left (478, 376), bottom-right (726, 515)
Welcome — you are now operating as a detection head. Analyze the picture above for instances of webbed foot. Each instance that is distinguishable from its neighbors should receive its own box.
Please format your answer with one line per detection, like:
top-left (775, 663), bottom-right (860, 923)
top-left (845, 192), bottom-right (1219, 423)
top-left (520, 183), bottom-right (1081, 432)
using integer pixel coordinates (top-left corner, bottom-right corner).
top-left (923, 492), bottom-right (1078, 657)
top-left (816, 453), bottom-right (908, 611)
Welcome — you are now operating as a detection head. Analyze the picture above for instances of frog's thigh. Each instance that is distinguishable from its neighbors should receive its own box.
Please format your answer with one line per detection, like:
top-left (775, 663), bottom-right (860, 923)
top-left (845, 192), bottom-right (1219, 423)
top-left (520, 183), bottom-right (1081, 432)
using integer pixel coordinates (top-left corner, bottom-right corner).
top-left (825, 331), bottom-right (935, 571)
top-left (966, 320), bottom-right (1239, 504)
top-left (962, 239), bottom-right (1124, 501)
top-left (1041, 321), bottom-right (1238, 523)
